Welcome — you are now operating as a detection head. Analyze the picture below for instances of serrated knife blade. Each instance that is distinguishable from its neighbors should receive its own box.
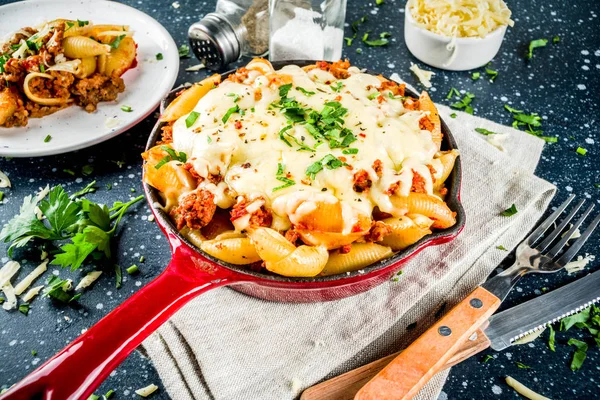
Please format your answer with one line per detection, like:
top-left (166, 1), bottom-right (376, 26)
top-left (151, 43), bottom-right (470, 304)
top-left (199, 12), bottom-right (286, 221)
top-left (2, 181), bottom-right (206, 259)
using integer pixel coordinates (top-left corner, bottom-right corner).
top-left (485, 269), bottom-right (600, 351)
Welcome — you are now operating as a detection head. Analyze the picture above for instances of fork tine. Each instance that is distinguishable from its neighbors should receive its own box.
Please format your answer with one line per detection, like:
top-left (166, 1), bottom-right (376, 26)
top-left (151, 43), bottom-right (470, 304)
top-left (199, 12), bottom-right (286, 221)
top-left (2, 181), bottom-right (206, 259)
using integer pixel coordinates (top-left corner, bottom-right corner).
top-left (535, 199), bottom-right (585, 252)
top-left (525, 194), bottom-right (575, 245)
top-left (556, 213), bottom-right (600, 267)
top-left (546, 205), bottom-right (595, 259)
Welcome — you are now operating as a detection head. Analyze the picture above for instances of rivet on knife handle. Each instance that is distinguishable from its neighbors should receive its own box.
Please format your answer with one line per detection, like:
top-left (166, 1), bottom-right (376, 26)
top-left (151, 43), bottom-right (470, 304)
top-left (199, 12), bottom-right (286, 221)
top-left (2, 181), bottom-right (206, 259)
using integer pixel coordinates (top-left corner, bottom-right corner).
top-left (354, 287), bottom-right (501, 400)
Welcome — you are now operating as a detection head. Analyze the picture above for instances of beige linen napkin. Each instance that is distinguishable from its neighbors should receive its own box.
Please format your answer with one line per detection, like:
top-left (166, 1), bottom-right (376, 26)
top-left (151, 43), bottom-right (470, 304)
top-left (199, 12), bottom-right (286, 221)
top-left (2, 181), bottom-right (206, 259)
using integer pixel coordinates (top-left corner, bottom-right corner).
top-left (140, 103), bottom-right (556, 400)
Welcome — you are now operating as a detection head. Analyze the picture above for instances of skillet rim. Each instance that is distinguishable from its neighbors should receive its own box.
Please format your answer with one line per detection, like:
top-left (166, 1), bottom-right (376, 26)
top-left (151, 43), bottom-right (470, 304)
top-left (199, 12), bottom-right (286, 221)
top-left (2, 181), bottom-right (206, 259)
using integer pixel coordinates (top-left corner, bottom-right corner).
top-left (143, 60), bottom-right (466, 284)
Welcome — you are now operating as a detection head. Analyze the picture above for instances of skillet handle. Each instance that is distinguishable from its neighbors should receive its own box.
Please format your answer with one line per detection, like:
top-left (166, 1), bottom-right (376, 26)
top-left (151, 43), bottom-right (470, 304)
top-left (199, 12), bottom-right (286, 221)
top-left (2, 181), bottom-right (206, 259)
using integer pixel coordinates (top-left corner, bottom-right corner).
top-left (0, 245), bottom-right (236, 400)
top-left (355, 286), bottom-right (501, 400)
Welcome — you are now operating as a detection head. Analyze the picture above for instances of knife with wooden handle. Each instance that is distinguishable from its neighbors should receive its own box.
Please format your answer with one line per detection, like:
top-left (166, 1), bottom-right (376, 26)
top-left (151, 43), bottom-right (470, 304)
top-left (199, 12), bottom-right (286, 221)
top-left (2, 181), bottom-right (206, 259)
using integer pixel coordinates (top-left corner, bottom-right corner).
top-left (301, 270), bottom-right (600, 400)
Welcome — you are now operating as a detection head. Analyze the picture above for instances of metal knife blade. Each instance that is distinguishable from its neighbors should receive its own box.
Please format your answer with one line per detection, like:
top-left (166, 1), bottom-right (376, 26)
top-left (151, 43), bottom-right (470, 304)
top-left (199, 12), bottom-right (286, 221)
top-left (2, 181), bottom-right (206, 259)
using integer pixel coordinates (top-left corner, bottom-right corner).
top-left (484, 269), bottom-right (600, 351)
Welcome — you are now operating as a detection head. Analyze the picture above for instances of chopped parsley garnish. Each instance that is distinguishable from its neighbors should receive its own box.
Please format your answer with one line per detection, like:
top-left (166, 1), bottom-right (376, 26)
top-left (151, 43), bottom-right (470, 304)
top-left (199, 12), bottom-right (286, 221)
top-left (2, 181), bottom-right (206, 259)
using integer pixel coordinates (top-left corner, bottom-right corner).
top-left (279, 83), bottom-right (292, 98)
top-left (475, 128), bottom-right (497, 136)
top-left (342, 148), bottom-right (358, 155)
top-left (450, 93), bottom-right (475, 114)
top-left (485, 68), bottom-right (498, 81)
top-left (278, 125), bottom-right (314, 152)
top-left (501, 204), bottom-right (518, 217)
top-left (0, 54), bottom-right (11, 74)
top-left (552, 35), bottom-right (560, 44)
top-left (351, 16), bottom-right (368, 33)
top-left (568, 338), bottom-right (588, 371)
top-left (185, 111), bottom-right (200, 128)
top-left (104, 389), bottom-right (115, 399)
top-left (446, 88), bottom-right (460, 99)
top-left (44, 276), bottom-right (77, 302)
top-left (376, 0), bottom-right (384, 5)
top-left (226, 93), bottom-right (240, 102)
top-left (496, 245), bottom-right (508, 251)
top-left (0, 191), bottom-right (4, 201)
top-left (65, 21), bottom-right (75, 30)
top-left (526, 39), bottom-right (548, 60)
top-left (548, 325), bottom-right (556, 351)
top-left (305, 154), bottom-right (346, 179)
top-left (115, 264), bottom-right (122, 288)
top-left (362, 33), bottom-right (369, 42)
top-left (450, 113), bottom-right (457, 119)
top-left (387, 92), bottom-right (406, 101)
top-left (276, 162), bottom-right (285, 175)
top-left (513, 113), bottom-right (542, 127)
top-left (178, 44), bottom-right (190, 58)
top-left (594, 183), bottom-right (600, 189)
top-left (64, 169), bottom-right (75, 176)
top-left (482, 354), bottom-right (494, 363)
top-left (380, 32), bottom-right (391, 38)
top-left (297, 87), bottom-right (315, 96)
top-left (504, 104), bottom-right (523, 114)
top-left (222, 105), bottom-right (240, 123)
top-left (126, 264), bottom-right (139, 274)
top-left (344, 37), bottom-right (353, 46)
top-left (540, 136), bottom-right (558, 143)
top-left (39, 64), bottom-right (45, 73)
top-left (71, 181), bottom-right (97, 199)
top-left (109, 35), bottom-right (126, 50)
top-left (156, 53), bottom-right (163, 60)
top-left (515, 362), bottom-right (531, 369)
top-left (121, 105), bottom-right (132, 112)
top-left (363, 38), bottom-right (389, 47)
top-left (356, 48), bottom-right (362, 54)
top-left (273, 162), bottom-right (295, 191)
top-left (207, 136), bottom-right (212, 144)
top-left (82, 165), bottom-right (94, 176)
top-left (155, 145), bottom-right (187, 169)
top-left (77, 19), bottom-right (89, 27)
top-left (471, 72), bottom-right (480, 80)
top-left (330, 81), bottom-right (343, 92)
top-left (31, 350), bottom-right (37, 356)
top-left (367, 92), bottom-right (380, 100)
top-left (44, 135), bottom-right (52, 143)
top-left (576, 147), bottom-right (587, 156)
top-left (18, 303), bottom-right (30, 316)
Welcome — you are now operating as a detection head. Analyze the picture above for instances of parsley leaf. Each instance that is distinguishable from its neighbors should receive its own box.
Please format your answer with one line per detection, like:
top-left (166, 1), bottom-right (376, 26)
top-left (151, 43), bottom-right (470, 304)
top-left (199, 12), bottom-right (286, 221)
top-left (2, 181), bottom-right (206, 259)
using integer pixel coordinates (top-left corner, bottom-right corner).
top-left (18, 303), bottom-right (30, 316)
top-left (344, 37), bottom-right (353, 46)
top-left (109, 35), bottom-right (126, 50)
top-left (450, 93), bottom-right (475, 114)
top-left (501, 204), bottom-right (518, 217)
top-left (330, 81), bottom-right (343, 92)
top-left (482, 355), bottom-right (494, 363)
top-left (155, 146), bottom-right (187, 169)
top-left (561, 308), bottom-right (591, 331)
top-left (446, 88), bottom-right (460, 99)
top-left (548, 324), bottom-right (556, 351)
top-left (38, 186), bottom-right (81, 235)
top-left (552, 35), bottom-right (560, 44)
top-left (273, 177), bottom-right (296, 192)
top-left (178, 44), bottom-right (190, 58)
top-left (51, 232), bottom-right (97, 271)
top-left (472, 72), bottom-right (480, 80)
top-left (475, 128), bottom-right (498, 136)
top-left (185, 111), bottom-right (200, 128)
top-left (496, 245), bottom-right (508, 251)
top-left (342, 148), bottom-right (358, 155)
top-left (485, 68), bottom-right (498, 81)
top-left (115, 264), bottom-right (122, 289)
top-left (576, 147), bottom-right (587, 156)
top-left (526, 39), bottom-right (548, 60)
top-left (306, 154), bottom-right (346, 179)
top-left (568, 338), bottom-right (588, 371)
top-left (515, 362), bottom-right (531, 369)
top-left (279, 83), bottom-right (292, 98)
top-left (297, 87), bottom-right (315, 96)
top-left (222, 105), bottom-right (240, 123)
top-left (364, 38), bottom-right (389, 47)
top-left (156, 53), bottom-right (163, 60)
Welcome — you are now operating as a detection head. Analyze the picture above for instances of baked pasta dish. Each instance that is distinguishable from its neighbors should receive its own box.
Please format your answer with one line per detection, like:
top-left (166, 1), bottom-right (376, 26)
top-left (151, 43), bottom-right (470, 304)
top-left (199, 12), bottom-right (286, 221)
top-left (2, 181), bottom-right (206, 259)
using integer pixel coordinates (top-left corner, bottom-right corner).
top-left (0, 19), bottom-right (136, 127)
top-left (143, 59), bottom-right (458, 278)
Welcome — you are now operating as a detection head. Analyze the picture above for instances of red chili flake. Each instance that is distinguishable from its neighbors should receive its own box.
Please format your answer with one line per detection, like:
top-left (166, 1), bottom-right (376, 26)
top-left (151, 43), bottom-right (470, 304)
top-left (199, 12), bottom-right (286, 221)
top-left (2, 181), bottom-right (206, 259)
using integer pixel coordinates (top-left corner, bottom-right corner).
top-left (234, 121), bottom-right (242, 129)
top-left (359, 133), bottom-right (366, 138)
top-left (338, 156), bottom-right (347, 162)
top-left (335, 95), bottom-right (342, 101)
top-left (377, 95), bottom-right (384, 103)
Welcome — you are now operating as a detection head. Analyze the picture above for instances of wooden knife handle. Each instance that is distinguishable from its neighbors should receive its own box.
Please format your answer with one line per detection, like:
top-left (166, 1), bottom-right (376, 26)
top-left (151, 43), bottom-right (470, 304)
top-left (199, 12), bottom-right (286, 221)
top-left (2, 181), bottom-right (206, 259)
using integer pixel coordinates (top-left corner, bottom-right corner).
top-left (300, 328), bottom-right (491, 400)
top-left (354, 286), bottom-right (500, 400)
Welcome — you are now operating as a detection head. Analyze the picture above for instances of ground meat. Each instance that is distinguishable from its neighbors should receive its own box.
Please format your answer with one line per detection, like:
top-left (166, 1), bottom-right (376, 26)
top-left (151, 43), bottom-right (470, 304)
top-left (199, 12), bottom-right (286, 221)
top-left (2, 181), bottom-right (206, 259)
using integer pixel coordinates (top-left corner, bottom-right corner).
top-left (71, 73), bottom-right (125, 112)
top-left (158, 125), bottom-right (173, 144)
top-left (26, 102), bottom-right (69, 119)
top-left (372, 159), bottom-right (383, 178)
top-left (2, 58), bottom-right (25, 83)
top-left (230, 196), bottom-right (272, 227)
top-left (183, 162), bottom-right (204, 185)
top-left (365, 221), bottom-right (392, 242)
top-left (379, 80), bottom-right (405, 96)
top-left (339, 244), bottom-right (352, 254)
top-left (284, 229), bottom-right (300, 245)
top-left (403, 98), bottom-right (419, 110)
top-left (227, 67), bottom-right (249, 84)
top-left (428, 165), bottom-right (437, 180)
top-left (22, 55), bottom-right (45, 72)
top-left (315, 59), bottom-right (351, 79)
top-left (411, 171), bottom-right (427, 193)
top-left (254, 88), bottom-right (262, 101)
top-left (171, 189), bottom-right (216, 230)
top-left (0, 27), bottom-right (36, 53)
top-left (45, 22), bottom-right (64, 56)
top-left (419, 115), bottom-right (435, 132)
top-left (353, 169), bottom-right (372, 193)
top-left (385, 181), bottom-right (400, 195)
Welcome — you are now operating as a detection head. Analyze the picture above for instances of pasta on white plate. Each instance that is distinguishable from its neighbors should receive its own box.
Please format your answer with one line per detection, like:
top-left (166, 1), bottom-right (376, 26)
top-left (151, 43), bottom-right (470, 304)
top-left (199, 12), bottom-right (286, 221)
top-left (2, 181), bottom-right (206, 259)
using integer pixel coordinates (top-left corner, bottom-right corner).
top-left (143, 59), bottom-right (459, 278)
top-left (0, 19), bottom-right (137, 127)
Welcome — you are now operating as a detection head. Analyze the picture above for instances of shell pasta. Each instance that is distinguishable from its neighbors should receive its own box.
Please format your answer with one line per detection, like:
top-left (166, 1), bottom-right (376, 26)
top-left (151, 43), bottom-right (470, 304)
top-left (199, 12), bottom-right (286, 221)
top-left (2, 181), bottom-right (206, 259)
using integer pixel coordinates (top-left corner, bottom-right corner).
top-left (143, 60), bottom-right (459, 278)
top-left (0, 19), bottom-right (137, 127)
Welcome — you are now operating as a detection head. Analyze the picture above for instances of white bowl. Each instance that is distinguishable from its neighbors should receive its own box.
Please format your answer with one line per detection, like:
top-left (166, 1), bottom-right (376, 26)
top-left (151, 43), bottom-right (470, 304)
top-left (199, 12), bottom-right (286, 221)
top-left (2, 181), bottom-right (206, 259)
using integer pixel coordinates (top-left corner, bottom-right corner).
top-left (404, 3), bottom-right (507, 71)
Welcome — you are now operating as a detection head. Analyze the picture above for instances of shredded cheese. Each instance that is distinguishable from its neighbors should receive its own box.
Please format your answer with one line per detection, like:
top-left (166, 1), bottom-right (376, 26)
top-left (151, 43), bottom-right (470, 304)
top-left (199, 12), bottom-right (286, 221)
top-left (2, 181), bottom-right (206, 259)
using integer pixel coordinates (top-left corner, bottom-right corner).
top-left (409, 63), bottom-right (434, 88)
top-left (14, 260), bottom-right (48, 296)
top-left (487, 133), bottom-right (509, 152)
top-left (2, 283), bottom-right (17, 311)
top-left (22, 285), bottom-right (44, 302)
top-left (564, 254), bottom-right (596, 274)
top-left (513, 327), bottom-right (546, 345)
top-left (105, 117), bottom-right (122, 129)
top-left (0, 169), bottom-right (11, 188)
top-left (0, 261), bottom-right (20, 287)
top-left (75, 271), bottom-right (102, 290)
top-left (185, 63), bottom-right (206, 72)
top-left (135, 384), bottom-right (159, 397)
top-left (408, 0), bottom-right (514, 38)
top-left (505, 376), bottom-right (551, 400)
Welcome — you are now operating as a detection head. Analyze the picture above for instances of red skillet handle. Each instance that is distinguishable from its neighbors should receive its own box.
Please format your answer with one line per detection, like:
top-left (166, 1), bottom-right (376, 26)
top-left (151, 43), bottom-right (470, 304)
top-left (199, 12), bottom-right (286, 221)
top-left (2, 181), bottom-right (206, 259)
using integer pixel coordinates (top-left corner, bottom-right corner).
top-left (1, 245), bottom-right (237, 400)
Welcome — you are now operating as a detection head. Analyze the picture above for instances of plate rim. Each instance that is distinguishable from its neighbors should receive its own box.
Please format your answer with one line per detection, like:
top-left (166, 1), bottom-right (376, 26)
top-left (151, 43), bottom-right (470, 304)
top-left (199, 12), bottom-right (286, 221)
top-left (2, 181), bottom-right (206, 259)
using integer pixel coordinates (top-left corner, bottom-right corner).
top-left (0, 0), bottom-right (180, 158)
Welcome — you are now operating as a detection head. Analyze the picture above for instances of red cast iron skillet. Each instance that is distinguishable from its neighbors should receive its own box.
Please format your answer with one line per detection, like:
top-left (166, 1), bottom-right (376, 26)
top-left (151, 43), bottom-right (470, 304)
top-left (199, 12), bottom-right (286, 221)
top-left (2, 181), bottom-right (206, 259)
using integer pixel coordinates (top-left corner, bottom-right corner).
top-left (2, 60), bottom-right (465, 400)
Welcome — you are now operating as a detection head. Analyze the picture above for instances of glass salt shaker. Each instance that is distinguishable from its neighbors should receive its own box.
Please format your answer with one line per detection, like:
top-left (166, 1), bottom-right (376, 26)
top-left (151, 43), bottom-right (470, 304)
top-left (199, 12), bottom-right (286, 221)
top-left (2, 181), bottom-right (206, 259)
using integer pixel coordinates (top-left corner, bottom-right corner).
top-left (188, 0), bottom-right (269, 70)
top-left (269, 0), bottom-right (347, 62)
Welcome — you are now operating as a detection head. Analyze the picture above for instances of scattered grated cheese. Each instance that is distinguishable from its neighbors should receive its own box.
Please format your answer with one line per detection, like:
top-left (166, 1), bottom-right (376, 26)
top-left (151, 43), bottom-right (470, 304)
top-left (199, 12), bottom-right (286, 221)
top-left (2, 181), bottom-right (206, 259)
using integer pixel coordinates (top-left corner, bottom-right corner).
top-left (505, 376), bottom-right (550, 400)
top-left (14, 259), bottom-right (48, 296)
top-left (0, 261), bottom-right (20, 288)
top-left (172, 1), bottom-right (180, 8)
top-left (487, 133), bottom-right (509, 152)
top-left (2, 283), bottom-right (17, 311)
top-left (564, 254), bottom-right (596, 274)
top-left (105, 117), bottom-right (122, 129)
top-left (513, 327), bottom-right (546, 345)
top-left (185, 63), bottom-right (206, 72)
top-left (22, 285), bottom-right (44, 302)
top-left (0, 169), bottom-right (11, 188)
top-left (135, 384), bottom-right (159, 397)
top-left (389, 73), bottom-right (403, 84)
top-left (409, 63), bottom-right (434, 88)
top-left (75, 271), bottom-right (103, 291)
top-left (290, 378), bottom-right (303, 393)
top-left (148, 215), bottom-right (155, 222)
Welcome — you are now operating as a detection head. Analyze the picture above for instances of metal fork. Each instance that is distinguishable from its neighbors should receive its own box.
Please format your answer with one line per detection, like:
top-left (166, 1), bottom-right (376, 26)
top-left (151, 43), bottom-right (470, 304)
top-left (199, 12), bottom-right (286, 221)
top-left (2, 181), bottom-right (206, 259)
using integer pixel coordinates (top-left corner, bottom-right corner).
top-left (483, 194), bottom-right (600, 301)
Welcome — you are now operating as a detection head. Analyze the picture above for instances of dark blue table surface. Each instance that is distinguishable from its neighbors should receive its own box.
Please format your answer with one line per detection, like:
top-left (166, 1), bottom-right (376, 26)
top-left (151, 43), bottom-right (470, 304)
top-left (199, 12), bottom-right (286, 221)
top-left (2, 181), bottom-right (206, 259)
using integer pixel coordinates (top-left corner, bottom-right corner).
top-left (0, 0), bottom-right (599, 398)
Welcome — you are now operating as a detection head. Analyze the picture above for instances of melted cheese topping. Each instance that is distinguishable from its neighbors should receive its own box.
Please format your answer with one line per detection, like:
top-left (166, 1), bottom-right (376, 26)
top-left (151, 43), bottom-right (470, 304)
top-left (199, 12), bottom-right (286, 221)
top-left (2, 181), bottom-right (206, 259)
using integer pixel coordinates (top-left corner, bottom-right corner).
top-left (172, 65), bottom-right (438, 229)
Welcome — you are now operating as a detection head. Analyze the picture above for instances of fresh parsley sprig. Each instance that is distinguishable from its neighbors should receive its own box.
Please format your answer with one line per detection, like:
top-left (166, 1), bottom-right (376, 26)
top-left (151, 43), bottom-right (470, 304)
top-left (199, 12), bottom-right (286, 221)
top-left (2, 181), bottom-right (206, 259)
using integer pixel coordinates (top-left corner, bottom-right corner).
top-left (155, 146), bottom-right (187, 169)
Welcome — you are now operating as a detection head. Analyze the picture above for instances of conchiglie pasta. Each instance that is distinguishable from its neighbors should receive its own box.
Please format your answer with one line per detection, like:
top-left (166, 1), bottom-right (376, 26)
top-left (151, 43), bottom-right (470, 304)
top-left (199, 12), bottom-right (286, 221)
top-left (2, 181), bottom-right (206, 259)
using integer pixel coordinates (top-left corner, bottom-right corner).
top-left (200, 238), bottom-right (261, 264)
top-left (296, 230), bottom-right (365, 250)
top-left (419, 91), bottom-right (442, 149)
top-left (320, 243), bottom-right (393, 276)
top-left (391, 193), bottom-right (456, 229)
top-left (62, 23), bottom-right (93, 38)
top-left (161, 74), bottom-right (222, 122)
top-left (265, 245), bottom-right (329, 277)
top-left (142, 146), bottom-right (197, 196)
top-left (201, 210), bottom-right (235, 239)
top-left (62, 36), bottom-right (111, 58)
top-left (246, 58), bottom-right (275, 74)
top-left (103, 37), bottom-right (136, 77)
top-left (433, 150), bottom-right (459, 190)
top-left (181, 226), bottom-right (206, 248)
top-left (379, 216), bottom-right (432, 250)
top-left (74, 57), bottom-right (97, 79)
top-left (248, 227), bottom-right (296, 262)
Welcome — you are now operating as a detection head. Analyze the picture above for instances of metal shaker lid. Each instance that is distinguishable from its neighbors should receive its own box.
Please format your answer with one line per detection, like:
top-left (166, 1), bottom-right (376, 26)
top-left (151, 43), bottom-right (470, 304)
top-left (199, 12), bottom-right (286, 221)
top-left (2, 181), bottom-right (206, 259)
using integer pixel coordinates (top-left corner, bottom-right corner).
top-left (188, 13), bottom-right (240, 70)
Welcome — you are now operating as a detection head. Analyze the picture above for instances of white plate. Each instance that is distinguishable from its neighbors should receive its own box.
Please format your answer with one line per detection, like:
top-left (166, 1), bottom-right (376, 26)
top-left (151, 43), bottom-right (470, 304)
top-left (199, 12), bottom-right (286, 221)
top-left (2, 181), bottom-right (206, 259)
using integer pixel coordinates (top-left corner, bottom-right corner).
top-left (0, 0), bottom-right (179, 157)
